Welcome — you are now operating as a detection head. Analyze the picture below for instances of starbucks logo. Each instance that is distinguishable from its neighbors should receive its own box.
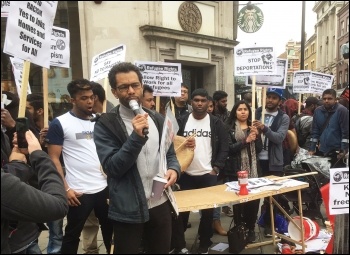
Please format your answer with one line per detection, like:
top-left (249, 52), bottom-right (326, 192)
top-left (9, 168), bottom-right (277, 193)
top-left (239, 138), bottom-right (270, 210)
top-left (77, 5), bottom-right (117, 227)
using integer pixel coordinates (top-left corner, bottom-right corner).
top-left (178, 2), bottom-right (202, 33)
top-left (238, 5), bottom-right (264, 33)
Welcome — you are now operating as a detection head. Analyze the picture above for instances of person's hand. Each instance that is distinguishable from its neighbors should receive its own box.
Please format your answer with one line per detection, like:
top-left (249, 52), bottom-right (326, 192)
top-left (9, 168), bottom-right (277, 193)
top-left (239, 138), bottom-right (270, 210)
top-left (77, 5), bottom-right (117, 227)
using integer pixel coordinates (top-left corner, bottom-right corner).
top-left (25, 130), bottom-right (42, 154)
top-left (9, 145), bottom-right (27, 163)
top-left (66, 189), bottom-right (83, 207)
top-left (252, 120), bottom-right (265, 131)
top-left (186, 136), bottom-right (196, 151)
top-left (163, 169), bottom-right (178, 189)
top-left (337, 151), bottom-right (347, 160)
top-left (1, 108), bottom-right (16, 129)
top-left (246, 132), bottom-right (256, 143)
top-left (39, 127), bottom-right (49, 146)
top-left (250, 125), bottom-right (259, 135)
top-left (308, 151), bottom-right (315, 156)
top-left (132, 113), bottom-right (149, 137)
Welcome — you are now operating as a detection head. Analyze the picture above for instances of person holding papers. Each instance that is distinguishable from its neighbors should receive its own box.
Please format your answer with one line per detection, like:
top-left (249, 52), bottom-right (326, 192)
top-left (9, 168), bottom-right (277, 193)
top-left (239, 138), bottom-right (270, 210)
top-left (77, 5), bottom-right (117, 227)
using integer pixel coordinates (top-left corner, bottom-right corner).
top-left (223, 100), bottom-right (263, 243)
top-left (93, 62), bottom-right (180, 254)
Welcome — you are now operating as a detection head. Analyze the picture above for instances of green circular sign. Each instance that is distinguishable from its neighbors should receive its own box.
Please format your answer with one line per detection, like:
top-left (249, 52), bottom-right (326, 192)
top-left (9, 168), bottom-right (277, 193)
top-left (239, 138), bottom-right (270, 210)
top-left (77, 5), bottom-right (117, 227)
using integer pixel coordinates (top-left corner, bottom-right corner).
top-left (238, 5), bottom-right (264, 33)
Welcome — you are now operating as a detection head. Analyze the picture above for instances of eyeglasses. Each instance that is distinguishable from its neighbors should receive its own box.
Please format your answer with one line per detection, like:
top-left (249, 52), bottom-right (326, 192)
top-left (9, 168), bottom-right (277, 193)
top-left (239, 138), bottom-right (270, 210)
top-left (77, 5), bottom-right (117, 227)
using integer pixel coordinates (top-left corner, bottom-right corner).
top-left (116, 83), bottom-right (141, 92)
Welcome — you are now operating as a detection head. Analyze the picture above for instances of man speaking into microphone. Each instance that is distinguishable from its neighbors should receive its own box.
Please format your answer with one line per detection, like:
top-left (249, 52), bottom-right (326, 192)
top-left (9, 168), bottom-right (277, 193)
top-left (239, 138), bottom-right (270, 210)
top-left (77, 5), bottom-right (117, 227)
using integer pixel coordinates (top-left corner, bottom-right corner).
top-left (93, 62), bottom-right (180, 253)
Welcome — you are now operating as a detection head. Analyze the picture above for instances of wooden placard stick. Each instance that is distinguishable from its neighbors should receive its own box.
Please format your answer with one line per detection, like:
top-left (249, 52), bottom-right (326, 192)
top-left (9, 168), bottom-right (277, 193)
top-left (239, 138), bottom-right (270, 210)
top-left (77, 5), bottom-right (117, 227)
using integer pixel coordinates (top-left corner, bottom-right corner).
top-left (175, 133), bottom-right (196, 153)
top-left (18, 60), bottom-right (31, 118)
top-left (42, 68), bottom-right (49, 127)
top-left (261, 87), bottom-right (266, 124)
top-left (103, 77), bottom-right (108, 113)
top-left (251, 75), bottom-right (256, 122)
top-left (156, 96), bottom-right (160, 113)
top-left (298, 94), bottom-right (302, 114)
top-left (270, 171), bottom-right (318, 181)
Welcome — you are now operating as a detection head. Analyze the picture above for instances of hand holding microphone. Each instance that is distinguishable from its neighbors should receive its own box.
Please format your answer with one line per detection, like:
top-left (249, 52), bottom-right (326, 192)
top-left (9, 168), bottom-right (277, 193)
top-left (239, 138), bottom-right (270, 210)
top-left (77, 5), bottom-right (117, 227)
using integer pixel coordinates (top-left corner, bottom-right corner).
top-left (129, 100), bottom-right (149, 136)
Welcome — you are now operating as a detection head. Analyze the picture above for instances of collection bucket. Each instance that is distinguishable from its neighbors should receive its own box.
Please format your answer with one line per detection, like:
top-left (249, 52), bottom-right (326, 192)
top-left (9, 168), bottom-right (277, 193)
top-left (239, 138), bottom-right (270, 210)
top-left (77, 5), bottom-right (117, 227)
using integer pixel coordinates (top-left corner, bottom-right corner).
top-left (288, 216), bottom-right (320, 242)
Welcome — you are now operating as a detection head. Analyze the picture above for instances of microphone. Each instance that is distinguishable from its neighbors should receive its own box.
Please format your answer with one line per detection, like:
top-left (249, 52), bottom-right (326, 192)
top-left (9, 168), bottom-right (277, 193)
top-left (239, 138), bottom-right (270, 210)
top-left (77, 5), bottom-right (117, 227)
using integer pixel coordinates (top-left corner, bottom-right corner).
top-left (129, 100), bottom-right (149, 136)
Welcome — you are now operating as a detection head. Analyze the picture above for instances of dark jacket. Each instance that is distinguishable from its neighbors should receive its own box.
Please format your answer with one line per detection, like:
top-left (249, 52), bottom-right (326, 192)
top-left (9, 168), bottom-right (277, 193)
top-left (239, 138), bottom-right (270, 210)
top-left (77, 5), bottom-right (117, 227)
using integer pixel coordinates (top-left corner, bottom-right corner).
top-left (256, 108), bottom-right (290, 172)
top-left (1, 150), bottom-right (68, 254)
top-left (176, 113), bottom-right (229, 172)
top-left (223, 124), bottom-right (263, 177)
top-left (93, 106), bottom-right (181, 223)
top-left (310, 103), bottom-right (349, 154)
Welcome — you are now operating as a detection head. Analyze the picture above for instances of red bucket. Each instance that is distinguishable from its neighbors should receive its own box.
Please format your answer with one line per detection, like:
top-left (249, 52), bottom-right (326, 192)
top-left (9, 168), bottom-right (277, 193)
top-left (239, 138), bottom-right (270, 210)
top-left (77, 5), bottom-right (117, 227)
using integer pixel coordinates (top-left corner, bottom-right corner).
top-left (288, 216), bottom-right (320, 242)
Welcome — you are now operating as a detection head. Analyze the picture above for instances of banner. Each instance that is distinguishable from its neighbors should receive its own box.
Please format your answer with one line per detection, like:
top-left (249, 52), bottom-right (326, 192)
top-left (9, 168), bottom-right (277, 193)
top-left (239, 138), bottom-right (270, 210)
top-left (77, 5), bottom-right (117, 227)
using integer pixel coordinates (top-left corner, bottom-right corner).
top-left (134, 61), bottom-right (182, 97)
top-left (3, 1), bottom-right (58, 68)
top-left (246, 58), bottom-right (287, 88)
top-left (90, 45), bottom-right (126, 82)
top-left (234, 46), bottom-right (277, 76)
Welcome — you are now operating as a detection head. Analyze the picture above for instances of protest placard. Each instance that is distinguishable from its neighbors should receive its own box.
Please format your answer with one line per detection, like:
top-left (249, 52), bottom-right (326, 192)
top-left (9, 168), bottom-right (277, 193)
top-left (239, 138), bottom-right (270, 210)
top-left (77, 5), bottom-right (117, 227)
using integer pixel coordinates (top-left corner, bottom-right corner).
top-left (90, 45), bottom-right (126, 82)
top-left (246, 58), bottom-right (287, 88)
top-left (50, 26), bottom-right (70, 68)
top-left (234, 46), bottom-right (277, 76)
top-left (134, 61), bottom-right (182, 97)
top-left (293, 71), bottom-right (333, 94)
top-left (329, 168), bottom-right (349, 215)
top-left (3, 1), bottom-right (58, 68)
top-left (1, 1), bottom-right (11, 17)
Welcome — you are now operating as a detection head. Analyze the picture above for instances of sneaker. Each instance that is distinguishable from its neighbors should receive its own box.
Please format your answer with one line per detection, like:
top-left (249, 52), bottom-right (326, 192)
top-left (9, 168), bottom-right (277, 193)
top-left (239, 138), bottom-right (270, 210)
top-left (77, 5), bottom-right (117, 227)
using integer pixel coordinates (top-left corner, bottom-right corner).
top-left (264, 227), bottom-right (273, 237)
top-left (222, 206), bottom-right (234, 217)
top-left (169, 248), bottom-right (190, 254)
top-left (247, 230), bottom-right (256, 243)
top-left (197, 246), bottom-right (209, 254)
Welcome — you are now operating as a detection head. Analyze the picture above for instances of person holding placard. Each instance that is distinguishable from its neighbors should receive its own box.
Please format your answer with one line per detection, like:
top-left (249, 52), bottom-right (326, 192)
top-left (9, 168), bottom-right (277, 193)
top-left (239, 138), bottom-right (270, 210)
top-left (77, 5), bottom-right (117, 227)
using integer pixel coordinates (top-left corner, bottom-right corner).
top-left (253, 88), bottom-right (289, 237)
top-left (223, 100), bottom-right (263, 243)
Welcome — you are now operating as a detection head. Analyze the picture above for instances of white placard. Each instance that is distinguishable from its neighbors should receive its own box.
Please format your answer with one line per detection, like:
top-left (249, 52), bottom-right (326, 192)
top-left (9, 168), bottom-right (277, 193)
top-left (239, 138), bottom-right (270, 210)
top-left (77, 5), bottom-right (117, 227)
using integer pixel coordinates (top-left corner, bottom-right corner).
top-left (9, 57), bottom-right (32, 96)
top-left (293, 71), bottom-right (334, 94)
top-left (293, 71), bottom-right (311, 93)
top-left (134, 61), bottom-right (182, 97)
top-left (90, 45), bottom-right (126, 82)
top-left (3, 1), bottom-right (58, 69)
top-left (50, 26), bottom-right (70, 68)
top-left (234, 46), bottom-right (277, 76)
top-left (246, 58), bottom-right (287, 88)
top-left (310, 71), bottom-right (334, 95)
top-left (329, 168), bottom-right (349, 215)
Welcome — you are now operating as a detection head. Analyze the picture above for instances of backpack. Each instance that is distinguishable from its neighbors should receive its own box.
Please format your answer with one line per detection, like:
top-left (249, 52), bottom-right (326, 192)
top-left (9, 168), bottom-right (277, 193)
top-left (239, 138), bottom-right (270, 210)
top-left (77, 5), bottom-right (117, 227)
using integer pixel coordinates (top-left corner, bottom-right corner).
top-left (294, 113), bottom-right (311, 146)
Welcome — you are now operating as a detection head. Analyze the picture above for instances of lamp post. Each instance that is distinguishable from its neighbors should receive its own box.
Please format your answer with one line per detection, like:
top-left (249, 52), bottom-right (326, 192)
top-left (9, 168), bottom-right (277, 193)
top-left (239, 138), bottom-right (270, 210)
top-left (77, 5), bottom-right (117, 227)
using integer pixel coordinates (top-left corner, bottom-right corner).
top-left (300, 1), bottom-right (306, 103)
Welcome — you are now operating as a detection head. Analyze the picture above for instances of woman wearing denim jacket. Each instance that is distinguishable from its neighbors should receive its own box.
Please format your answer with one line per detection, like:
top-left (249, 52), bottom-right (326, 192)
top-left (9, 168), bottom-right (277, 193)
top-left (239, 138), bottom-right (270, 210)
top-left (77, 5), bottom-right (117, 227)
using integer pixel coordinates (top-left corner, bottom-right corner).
top-left (223, 100), bottom-right (263, 243)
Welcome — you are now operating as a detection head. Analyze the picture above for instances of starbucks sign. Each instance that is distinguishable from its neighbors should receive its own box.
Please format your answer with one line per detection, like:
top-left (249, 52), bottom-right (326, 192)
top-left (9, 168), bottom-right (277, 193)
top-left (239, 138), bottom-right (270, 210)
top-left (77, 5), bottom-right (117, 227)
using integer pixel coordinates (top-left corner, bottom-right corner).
top-left (238, 5), bottom-right (264, 33)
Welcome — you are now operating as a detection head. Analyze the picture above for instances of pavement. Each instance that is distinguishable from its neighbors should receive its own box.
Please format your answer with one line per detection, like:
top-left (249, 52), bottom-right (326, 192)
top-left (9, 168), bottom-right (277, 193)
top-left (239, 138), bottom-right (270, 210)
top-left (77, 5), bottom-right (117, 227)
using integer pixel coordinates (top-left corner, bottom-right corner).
top-left (38, 200), bottom-right (327, 254)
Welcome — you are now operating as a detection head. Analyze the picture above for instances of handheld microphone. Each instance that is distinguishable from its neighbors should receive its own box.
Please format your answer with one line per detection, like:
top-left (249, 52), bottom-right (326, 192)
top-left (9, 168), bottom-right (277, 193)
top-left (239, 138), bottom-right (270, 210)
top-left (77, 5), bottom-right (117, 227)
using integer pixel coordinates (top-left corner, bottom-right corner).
top-left (129, 100), bottom-right (149, 136)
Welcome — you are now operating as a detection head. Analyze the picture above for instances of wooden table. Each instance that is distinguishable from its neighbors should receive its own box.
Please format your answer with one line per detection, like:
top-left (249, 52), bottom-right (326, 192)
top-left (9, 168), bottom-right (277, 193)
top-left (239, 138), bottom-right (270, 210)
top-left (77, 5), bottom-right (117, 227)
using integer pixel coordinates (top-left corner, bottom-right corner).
top-left (174, 176), bottom-right (310, 253)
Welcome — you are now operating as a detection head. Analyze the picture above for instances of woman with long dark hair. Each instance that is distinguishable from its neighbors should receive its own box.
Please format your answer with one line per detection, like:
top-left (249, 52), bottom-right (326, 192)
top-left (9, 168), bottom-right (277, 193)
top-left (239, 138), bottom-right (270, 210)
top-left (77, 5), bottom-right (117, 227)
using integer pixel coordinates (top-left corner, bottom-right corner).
top-left (223, 100), bottom-right (263, 243)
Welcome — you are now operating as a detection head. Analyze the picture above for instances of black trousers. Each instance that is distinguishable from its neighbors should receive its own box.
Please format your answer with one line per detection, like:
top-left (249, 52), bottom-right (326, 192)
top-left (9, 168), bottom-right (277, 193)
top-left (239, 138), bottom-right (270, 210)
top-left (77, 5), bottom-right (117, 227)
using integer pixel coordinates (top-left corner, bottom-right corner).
top-left (172, 173), bottom-right (217, 248)
top-left (61, 187), bottom-right (113, 254)
top-left (112, 201), bottom-right (173, 254)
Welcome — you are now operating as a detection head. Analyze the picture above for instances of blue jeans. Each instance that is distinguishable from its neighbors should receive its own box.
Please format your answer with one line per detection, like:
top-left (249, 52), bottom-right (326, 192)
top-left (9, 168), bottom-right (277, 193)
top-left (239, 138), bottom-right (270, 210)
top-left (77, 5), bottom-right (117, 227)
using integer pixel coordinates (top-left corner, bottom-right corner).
top-left (14, 239), bottom-right (41, 254)
top-left (47, 219), bottom-right (63, 254)
top-left (213, 207), bottom-right (221, 221)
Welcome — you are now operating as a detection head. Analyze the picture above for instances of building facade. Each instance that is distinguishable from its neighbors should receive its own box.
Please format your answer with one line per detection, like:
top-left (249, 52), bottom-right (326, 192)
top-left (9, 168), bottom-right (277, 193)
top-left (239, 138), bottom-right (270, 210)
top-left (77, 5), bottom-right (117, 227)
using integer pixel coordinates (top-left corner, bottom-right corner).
top-left (336, 1), bottom-right (349, 94)
top-left (313, 1), bottom-right (345, 91)
top-left (1, 1), bottom-right (239, 116)
top-left (304, 33), bottom-right (317, 72)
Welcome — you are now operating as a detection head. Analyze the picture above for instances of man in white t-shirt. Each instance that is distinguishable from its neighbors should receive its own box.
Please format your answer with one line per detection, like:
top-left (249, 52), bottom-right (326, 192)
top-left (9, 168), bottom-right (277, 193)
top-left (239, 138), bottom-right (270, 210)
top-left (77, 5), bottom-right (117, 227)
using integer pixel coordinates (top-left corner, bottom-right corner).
top-left (46, 79), bottom-right (113, 254)
top-left (172, 88), bottom-right (229, 254)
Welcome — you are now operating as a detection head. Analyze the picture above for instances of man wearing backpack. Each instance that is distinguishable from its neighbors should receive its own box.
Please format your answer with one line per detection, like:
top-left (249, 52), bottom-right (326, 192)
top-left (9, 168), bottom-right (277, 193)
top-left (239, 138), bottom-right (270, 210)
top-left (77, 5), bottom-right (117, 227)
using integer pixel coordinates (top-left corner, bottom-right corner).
top-left (294, 97), bottom-right (321, 150)
top-left (309, 89), bottom-right (349, 167)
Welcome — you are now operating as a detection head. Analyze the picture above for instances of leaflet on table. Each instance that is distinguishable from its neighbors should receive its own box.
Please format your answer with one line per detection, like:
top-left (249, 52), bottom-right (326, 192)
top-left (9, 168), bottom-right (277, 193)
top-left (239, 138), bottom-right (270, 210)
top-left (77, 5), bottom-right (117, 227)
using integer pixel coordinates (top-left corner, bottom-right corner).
top-left (225, 177), bottom-right (275, 190)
